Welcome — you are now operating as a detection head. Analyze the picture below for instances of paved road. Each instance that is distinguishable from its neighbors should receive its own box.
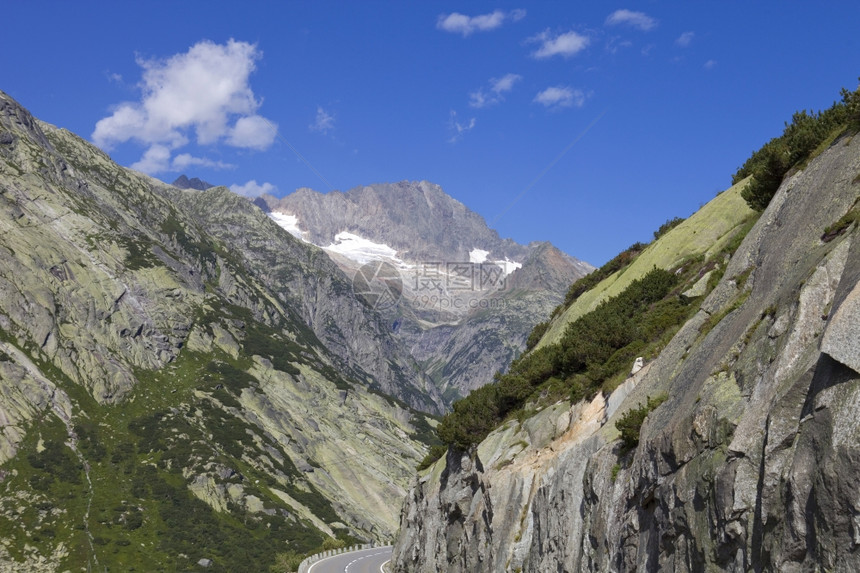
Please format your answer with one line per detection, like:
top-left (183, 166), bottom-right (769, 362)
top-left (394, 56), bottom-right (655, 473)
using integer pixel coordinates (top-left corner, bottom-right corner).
top-left (307, 546), bottom-right (392, 573)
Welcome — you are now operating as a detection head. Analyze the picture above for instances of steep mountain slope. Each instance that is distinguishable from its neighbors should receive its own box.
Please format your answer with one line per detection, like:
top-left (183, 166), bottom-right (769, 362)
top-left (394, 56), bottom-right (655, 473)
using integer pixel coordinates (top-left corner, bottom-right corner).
top-left (258, 183), bottom-right (594, 402)
top-left (536, 179), bottom-right (755, 350)
top-left (393, 128), bottom-right (860, 571)
top-left (0, 90), bottom-right (435, 571)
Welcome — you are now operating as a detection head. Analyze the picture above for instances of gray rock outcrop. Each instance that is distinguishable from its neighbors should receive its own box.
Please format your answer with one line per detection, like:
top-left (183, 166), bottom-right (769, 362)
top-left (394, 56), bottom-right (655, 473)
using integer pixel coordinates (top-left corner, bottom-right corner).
top-left (392, 130), bottom-right (860, 571)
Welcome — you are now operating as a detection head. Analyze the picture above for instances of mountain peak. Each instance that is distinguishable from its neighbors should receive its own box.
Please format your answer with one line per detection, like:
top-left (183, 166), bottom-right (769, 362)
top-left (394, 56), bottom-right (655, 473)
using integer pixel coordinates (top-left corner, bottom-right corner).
top-left (256, 179), bottom-right (593, 402)
top-left (172, 174), bottom-right (214, 190)
top-left (264, 180), bottom-right (537, 264)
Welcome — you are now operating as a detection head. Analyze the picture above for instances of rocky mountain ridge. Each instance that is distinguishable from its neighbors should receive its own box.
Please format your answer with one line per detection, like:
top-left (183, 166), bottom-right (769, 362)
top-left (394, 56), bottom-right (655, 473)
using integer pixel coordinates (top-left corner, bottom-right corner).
top-left (172, 174), bottom-right (215, 190)
top-left (258, 181), bottom-right (538, 263)
top-left (257, 183), bottom-right (594, 402)
top-left (0, 89), bottom-right (437, 571)
top-left (392, 127), bottom-right (860, 571)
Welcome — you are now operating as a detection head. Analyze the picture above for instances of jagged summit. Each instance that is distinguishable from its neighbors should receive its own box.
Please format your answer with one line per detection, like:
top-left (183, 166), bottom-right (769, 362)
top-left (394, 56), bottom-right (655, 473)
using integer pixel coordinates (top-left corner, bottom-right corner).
top-left (257, 181), bottom-right (537, 264)
top-left (172, 174), bottom-right (215, 190)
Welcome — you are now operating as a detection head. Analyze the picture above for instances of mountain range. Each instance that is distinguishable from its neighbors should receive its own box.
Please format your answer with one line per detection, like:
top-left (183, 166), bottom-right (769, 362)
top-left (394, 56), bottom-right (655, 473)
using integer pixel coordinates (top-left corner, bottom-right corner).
top-left (0, 90), bottom-right (440, 571)
top-left (257, 184), bottom-right (592, 401)
top-left (2, 83), bottom-right (859, 573)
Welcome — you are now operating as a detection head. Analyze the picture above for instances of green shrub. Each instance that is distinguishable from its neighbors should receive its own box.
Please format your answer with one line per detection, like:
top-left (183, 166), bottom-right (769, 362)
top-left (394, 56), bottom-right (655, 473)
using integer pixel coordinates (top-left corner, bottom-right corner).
top-left (735, 81), bottom-right (860, 211)
top-left (615, 394), bottom-right (667, 453)
top-left (840, 79), bottom-right (860, 127)
top-left (525, 321), bottom-right (550, 351)
top-left (416, 445), bottom-right (448, 471)
top-left (822, 198), bottom-right (860, 242)
top-left (560, 243), bottom-right (647, 310)
top-left (27, 440), bottom-right (82, 484)
top-left (437, 268), bottom-right (686, 449)
top-left (740, 140), bottom-right (791, 211)
top-left (271, 550), bottom-right (304, 573)
top-left (321, 537), bottom-right (346, 551)
top-left (653, 216), bottom-right (685, 241)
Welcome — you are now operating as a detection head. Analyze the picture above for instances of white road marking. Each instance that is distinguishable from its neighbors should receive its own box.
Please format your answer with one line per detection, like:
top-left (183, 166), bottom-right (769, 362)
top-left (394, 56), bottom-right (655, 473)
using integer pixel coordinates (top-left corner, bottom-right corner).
top-left (307, 547), bottom-right (392, 573)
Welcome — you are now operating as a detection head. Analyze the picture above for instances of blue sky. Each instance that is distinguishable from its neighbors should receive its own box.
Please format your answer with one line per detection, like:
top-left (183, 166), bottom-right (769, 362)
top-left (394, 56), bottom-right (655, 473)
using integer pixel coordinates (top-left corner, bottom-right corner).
top-left (2, 2), bottom-right (859, 265)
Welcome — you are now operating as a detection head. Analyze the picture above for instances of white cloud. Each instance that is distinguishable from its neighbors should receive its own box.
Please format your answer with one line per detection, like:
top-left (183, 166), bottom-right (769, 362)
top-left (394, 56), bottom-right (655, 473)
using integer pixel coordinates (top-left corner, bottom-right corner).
top-left (469, 90), bottom-right (489, 109)
top-left (605, 9), bottom-right (657, 31)
top-left (704, 59), bottom-right (717, 70)
top-left (448, 110), bottom-right (476, 143)
top-left (492, 73), bottom-right (521, 93)
top-left (92, 39), bottom-right (277, 167)
top-left (533, 86), bottom-right (585, 109)
top-left (230, 180), bottom-right (277, 197)
top-left (469, 73), bottom-right (522, 108)
top-left (172, 153), bottom-right (234, 171)
top-left (529, 30), bottom-right (590, 59)
top-left (437, 9), bottom-right (525, 37)
top-left (228, 115), bottom-right (277, 149)
top-left (129, 146), bottom-right (236, 175)
top-left (131, 144), bottom-right (172, 174)
top-left (309, 106), bottom-right (335, 134)
top-left (676, 31), bottom-right (695, 47)
top-left (605, 37), bottom-right (633, 54)
top-left (509, 9), bottom-right (527, 21)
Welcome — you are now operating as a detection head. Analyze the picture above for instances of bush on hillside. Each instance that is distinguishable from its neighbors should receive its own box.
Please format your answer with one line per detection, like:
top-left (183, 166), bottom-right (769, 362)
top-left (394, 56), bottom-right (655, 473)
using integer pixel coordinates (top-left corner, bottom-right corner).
top-left (554, 242), bottom-right (647, 316)
top-left (653, 217), bottom-right (685, 241)
top-left (735, 81), bottom-right (860, 211)
top-left (437, 268), bottom-right (684, 450)
top-left (615, 393), bottom-right (667, 454)
top-left (525, 321), bottom-right (550, 351)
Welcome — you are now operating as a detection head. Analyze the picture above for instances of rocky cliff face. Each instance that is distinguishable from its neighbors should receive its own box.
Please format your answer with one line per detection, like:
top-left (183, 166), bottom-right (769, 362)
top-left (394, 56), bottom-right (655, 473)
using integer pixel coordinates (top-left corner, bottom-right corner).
top-left (258, 182), bottom-right (594, 403)
top-left (392, 131), bottom-right (860, 571)
top-left (0, 90), bottom-right (437, 571)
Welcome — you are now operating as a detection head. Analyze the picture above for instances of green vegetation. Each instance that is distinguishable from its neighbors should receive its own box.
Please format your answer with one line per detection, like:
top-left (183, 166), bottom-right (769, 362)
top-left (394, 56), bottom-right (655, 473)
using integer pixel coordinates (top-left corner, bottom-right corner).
top-left (437, 267), bottom-right (700, 450)
top-left (653, 217), bottom-right (685, 241)
top-left (410, 413), bottom-right (443, 448)
top-left (0, 304), bottom-right (355, 571)
top-left (118, 235), bottom-right (160, 270)
top-left (27, 439), bottom-right (83, 487)
top-left (428, 199), bottom-right (760, 462)
top-left (416, 445), bottom-right (448, 471)
top-left (615, 394), bottom-right (668, 453)
top-left (525, 321), bottom-right (550, 351)
top-left (822, 196), bottom-right (860, 242)
top-left (271, 550), bottom-right (304, 572)
top-left (735, 81), bottom-right (860, 211)
top-left (552, 242), bottom-right (647, 318)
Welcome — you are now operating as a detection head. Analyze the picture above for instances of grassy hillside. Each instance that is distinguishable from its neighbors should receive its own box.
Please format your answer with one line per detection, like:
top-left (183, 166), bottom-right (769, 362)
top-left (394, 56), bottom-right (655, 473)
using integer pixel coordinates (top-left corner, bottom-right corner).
top-left (537, 179), bottom-right (755, 350)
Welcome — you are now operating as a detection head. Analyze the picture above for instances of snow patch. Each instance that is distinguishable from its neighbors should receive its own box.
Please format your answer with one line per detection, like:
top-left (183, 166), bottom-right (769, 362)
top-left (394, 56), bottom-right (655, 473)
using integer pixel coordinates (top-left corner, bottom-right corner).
top-left (469, 248), bottom-right (489, 264)
top-left (495, 258), bottom-right (522, 275)
top-left (324, 232), bottom-right (403, 266)
top-left (269, 212), bottom-right (308, 242)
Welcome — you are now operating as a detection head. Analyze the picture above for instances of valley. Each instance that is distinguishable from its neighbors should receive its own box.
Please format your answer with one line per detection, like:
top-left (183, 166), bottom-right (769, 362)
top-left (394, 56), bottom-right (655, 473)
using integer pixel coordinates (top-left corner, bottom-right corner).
top-left (0, 17), bottom-right (859, 570)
